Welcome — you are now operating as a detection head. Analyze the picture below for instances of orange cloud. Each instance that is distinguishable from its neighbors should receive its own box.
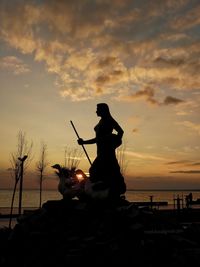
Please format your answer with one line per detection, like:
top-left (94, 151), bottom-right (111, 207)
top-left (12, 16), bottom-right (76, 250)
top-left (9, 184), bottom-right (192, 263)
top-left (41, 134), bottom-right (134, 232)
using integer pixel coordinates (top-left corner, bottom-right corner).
top-left (0, 56), bottom-right (30, 74)
top-left (1, 0), bottom-right (200, 102)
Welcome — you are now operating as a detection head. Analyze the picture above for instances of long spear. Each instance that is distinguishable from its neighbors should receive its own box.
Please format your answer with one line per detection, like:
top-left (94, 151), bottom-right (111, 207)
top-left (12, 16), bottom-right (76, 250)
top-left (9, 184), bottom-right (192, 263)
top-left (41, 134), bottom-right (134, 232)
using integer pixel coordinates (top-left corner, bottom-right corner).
top-left (70, 120), bottom-right (92, 165)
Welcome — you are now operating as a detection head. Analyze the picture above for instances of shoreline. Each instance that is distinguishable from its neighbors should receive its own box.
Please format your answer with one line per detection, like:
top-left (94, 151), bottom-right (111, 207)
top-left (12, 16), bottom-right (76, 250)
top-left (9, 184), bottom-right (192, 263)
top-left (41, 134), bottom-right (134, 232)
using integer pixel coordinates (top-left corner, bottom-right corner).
top-left (1, 203), bottom-right (200, 229)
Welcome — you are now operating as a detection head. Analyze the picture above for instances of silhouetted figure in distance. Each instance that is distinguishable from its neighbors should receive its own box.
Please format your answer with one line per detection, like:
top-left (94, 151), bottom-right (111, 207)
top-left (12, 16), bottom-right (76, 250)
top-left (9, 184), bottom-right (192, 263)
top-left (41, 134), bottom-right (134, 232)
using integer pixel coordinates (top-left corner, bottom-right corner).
top-left (78, 103), bottom-right (126, 201)
top-left (185, 192), bottom-right (193, 209)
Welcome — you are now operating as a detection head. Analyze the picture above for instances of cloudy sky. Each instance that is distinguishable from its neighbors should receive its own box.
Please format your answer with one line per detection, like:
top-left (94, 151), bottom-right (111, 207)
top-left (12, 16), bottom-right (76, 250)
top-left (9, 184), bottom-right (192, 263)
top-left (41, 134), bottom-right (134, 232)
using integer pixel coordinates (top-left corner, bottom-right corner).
top-left (0, 0), bottom-right (200, 189)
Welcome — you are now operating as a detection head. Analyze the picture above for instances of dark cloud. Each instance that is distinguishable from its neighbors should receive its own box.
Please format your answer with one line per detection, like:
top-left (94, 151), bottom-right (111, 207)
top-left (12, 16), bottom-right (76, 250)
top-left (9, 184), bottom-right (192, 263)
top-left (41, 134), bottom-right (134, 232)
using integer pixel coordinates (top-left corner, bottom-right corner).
top-left (163, 96), bottom-right (184, 105)
top-left (126, 87), bottom-right (158, 105)
top-left (132, 128), bottom-right (139, 133)
top-left (95, 74), bottom-right (110, 85)
top-left (111, 70), bottom-right (123, 76)
top-left (123, 87), bottom-right (184, 106)
top-left (166, 160), bottom-right (191, 165)
top-left (153, 56), bottom-right (186, 67)
top-left (170, 170), bottom-right (200, 174)
top-left (134, 87), bottom-right (154, 98)
top-left (97, 56), bottom-right (117, 68)
top-left (167, 161), bottom-right (200, 172)
top-left (95, 69), bottom-right (124, 87)
top-left (190, 162), bottom-right (200, 166)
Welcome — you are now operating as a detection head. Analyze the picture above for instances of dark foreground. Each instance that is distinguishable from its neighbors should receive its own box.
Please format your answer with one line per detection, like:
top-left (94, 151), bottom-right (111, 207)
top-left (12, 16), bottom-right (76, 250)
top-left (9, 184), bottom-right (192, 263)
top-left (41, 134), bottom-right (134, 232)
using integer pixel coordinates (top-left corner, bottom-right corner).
top-left (1, 198), bottom-right (200, 266)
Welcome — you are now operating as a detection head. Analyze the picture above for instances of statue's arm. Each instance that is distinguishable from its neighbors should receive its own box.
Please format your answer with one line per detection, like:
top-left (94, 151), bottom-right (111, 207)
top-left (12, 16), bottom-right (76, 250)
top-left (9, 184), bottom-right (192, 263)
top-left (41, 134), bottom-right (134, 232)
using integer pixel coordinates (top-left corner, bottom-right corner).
top-left (78, 137), bottom-right (96, 145)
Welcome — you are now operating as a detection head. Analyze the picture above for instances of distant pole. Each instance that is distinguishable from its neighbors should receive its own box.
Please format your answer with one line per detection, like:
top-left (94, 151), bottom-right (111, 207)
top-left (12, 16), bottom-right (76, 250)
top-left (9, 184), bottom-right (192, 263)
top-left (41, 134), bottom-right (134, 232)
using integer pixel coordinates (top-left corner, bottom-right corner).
top-left (18, 155), bottom-right (28, 215)
top-left (149, 195), bottom-right (153, 210)
top-left (177, 195), bottom-right (180, 211)
top-left (70, 120), bottom-right (92, 165)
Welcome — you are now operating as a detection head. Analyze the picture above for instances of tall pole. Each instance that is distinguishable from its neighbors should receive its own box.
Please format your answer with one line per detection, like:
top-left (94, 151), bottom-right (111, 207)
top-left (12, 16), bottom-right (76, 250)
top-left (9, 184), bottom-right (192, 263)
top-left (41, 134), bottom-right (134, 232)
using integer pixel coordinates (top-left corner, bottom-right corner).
top-left (18, 155), bottom-right (27, 215)
top-left (70, 120), bottom-right (92, 165)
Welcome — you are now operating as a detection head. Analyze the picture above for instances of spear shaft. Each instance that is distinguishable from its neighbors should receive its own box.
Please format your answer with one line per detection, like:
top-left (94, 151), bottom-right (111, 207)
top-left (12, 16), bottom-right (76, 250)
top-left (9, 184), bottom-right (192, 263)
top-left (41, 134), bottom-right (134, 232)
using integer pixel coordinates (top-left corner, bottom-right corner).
top-left (70, 120), bottom-right (92, 165)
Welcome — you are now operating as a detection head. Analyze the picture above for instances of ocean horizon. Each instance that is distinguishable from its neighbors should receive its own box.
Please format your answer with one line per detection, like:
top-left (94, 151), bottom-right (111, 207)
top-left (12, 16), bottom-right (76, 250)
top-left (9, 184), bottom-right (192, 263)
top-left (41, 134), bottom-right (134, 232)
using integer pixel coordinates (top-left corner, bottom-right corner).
top-left (1, 188), bottom-right (200, 228)
top-left (1, 188), bottom-right (200, 209)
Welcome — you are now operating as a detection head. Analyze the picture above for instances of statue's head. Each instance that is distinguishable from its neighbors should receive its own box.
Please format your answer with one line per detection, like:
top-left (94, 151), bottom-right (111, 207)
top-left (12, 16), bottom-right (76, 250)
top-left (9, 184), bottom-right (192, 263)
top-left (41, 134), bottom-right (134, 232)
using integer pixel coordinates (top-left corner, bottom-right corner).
top-left (96, 103), bottom-right (110, 117)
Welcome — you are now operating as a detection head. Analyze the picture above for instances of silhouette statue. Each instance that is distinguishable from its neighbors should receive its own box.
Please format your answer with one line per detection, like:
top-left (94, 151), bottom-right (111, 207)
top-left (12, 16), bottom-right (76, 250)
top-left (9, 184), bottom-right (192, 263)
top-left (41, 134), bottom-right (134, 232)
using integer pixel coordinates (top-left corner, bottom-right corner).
top-left (78, 103), bottom-right (126, 201)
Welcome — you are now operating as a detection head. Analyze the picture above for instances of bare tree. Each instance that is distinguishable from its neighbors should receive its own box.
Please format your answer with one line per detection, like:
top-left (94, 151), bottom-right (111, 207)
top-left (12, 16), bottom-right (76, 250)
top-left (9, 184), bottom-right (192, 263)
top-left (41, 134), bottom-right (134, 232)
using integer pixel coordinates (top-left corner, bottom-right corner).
top-left (36, 141), bottom-right (49, 208)
top-left (116, 141), bottom-right (129, 177)
top-left (10, 130), bottom-right (33, 176)
top-left (9, 130), bottom-right (33, 227)
top-left (64, 146), bottom-right (83, 170)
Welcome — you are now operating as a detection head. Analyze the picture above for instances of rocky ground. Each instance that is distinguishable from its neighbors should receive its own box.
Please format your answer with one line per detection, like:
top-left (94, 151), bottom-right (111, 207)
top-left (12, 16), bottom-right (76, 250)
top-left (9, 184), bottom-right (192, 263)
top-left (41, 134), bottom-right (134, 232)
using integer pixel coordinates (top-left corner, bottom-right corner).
top-left (1, 198), bottom-right (200, 266)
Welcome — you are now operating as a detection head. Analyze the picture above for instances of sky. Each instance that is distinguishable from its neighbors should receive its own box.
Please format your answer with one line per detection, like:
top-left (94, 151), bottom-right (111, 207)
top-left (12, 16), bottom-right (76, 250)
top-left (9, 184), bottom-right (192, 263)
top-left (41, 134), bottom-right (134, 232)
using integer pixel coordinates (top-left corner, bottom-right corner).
top-left (0, 0), bottom-right (200, 190)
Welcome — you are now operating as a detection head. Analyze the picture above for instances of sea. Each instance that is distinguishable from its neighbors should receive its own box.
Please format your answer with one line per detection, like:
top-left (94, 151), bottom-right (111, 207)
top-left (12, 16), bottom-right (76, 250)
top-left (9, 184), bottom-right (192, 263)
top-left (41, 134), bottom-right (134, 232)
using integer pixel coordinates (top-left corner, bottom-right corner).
top-left (1, 189), bottom-right (200, 228)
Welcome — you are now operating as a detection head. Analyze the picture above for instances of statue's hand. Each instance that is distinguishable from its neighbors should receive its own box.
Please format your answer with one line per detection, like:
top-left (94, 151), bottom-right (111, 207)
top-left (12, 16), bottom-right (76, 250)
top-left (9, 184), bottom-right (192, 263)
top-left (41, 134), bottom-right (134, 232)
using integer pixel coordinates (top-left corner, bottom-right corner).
top-left (78, 138), bottom-right (84, 145)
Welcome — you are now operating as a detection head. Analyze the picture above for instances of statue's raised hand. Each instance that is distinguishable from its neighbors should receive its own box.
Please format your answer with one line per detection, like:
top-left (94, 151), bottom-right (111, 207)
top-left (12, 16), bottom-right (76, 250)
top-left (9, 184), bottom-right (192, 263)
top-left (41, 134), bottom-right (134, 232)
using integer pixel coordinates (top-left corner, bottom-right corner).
top-left (78, 138), bottom-right (84, 145)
